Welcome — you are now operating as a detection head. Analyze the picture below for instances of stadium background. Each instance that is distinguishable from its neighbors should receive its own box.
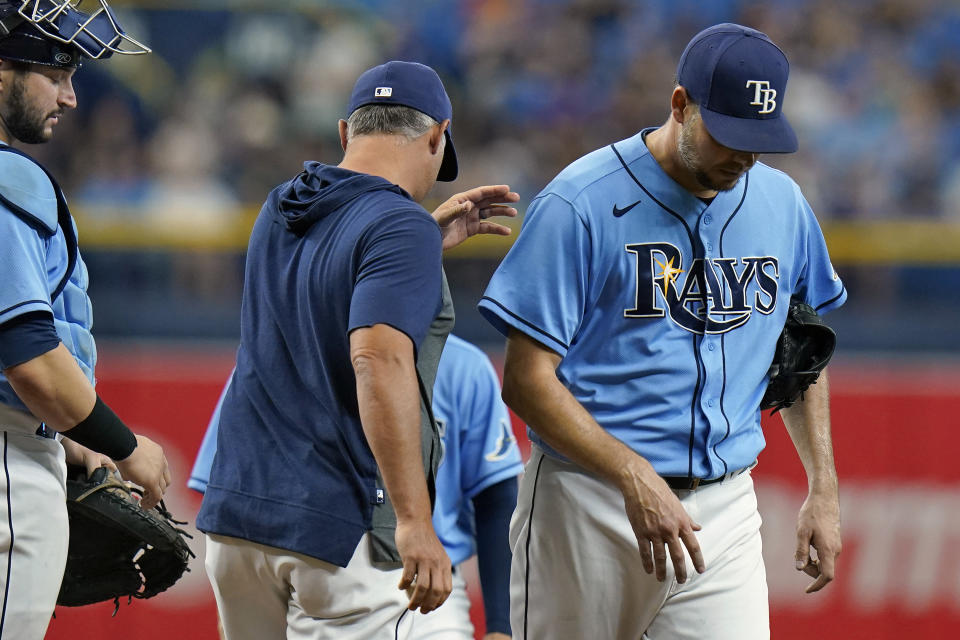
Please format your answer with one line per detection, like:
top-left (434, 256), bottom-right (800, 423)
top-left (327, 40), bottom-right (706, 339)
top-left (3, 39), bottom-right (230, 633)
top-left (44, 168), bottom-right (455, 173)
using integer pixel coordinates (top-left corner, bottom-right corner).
top-left (26, 0), bottom-right (960, 638)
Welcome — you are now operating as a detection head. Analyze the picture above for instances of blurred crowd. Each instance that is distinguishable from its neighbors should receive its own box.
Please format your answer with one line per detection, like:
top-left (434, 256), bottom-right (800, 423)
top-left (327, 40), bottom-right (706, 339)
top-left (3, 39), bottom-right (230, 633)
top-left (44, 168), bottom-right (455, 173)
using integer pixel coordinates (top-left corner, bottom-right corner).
top-left (24, 0), bottom-right (960, 224)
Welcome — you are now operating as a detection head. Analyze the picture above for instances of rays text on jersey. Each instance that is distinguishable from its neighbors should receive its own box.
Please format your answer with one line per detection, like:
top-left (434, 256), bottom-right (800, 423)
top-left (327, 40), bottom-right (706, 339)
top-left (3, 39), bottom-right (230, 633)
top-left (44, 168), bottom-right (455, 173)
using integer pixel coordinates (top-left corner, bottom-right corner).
top-left (624, 242), bottom-right (779, 334)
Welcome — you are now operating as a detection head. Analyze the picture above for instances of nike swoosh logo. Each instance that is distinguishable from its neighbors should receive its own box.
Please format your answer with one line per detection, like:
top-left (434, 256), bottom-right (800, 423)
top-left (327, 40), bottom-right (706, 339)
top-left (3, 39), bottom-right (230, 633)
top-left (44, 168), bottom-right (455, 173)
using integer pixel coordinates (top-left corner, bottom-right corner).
top-left (612, 199), bottom-right (642, 217)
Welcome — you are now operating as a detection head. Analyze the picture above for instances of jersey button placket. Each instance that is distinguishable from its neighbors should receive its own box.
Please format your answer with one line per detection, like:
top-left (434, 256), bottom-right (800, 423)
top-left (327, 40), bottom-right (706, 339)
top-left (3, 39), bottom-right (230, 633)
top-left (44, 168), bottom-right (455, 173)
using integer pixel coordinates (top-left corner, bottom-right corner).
top-left (698, 213), bottom-right (723, 467)
top-left (699, 337), bottom-right (723, 452)
top-left (700, 214), bottom-right (716, 258)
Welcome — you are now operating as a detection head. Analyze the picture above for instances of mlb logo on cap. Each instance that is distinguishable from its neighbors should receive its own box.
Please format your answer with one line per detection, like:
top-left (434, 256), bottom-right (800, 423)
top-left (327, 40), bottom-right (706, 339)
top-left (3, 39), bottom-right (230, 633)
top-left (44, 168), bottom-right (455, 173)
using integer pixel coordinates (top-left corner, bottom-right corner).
top-left (348, 60), bottom-right (459, 182)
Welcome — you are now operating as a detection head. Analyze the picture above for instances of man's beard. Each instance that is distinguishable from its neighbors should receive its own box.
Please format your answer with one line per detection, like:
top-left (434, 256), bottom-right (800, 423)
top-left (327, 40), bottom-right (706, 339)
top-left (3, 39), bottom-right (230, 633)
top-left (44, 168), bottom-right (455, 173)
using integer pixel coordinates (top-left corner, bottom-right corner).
top-left (1, 75), bottom-right (55, 145)
top-left (677, 114), bottom-right (739, 193)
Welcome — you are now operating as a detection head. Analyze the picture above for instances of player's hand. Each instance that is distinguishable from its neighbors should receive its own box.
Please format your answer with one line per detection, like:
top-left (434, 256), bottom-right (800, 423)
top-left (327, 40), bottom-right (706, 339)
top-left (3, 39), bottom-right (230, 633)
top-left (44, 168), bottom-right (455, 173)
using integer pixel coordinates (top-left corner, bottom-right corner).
top-left (115, 435), bottom-right (170, 510)
top-left (431, 184), bottom-right (519, 251)
top-left (794, 488), bottom-right (841, 593)
top-left (395, 518), bottom-right (452, 614)
top-left (483, 634), bottom-right (512, 640)
top-left (60, 436), bottom-right (117, 477)
top-left (619, 460), bottom-right (705, 584)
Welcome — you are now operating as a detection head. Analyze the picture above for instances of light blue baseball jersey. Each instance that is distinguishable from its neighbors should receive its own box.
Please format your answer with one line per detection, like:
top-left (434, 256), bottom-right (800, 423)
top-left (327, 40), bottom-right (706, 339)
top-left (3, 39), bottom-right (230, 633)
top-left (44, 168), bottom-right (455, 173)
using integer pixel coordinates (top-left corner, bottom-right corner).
top-left (479, 128), bottom-right (846, 480)
top-left (430, 335), bottom-right (523, 566)
top-left (0, 145), bottom-right (95, 411)
top-left (187, 370), bottom-right (232, 494)
top-left (189, 337), bottom-right (522, 566)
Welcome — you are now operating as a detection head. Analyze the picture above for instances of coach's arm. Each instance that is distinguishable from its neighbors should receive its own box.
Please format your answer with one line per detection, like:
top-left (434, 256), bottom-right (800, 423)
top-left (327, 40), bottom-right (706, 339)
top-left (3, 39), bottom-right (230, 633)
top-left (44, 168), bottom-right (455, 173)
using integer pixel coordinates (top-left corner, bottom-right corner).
top-left (501, 329), bottom-right (705, 584)
top-left (779, 369), bottom-right (841, 593)
top-left (351, 323), bottom-right (452, 614)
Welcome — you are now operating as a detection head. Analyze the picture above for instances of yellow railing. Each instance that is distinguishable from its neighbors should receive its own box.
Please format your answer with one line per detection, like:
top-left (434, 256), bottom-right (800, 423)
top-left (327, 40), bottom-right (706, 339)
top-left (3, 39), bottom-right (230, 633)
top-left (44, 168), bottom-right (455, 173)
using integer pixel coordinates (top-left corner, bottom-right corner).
top-left (72, 210), bottom-right (960, 265)
top-left (818, 221), bottom-right (960, 265)
top-left (74, 208), bottom-right (261, 252)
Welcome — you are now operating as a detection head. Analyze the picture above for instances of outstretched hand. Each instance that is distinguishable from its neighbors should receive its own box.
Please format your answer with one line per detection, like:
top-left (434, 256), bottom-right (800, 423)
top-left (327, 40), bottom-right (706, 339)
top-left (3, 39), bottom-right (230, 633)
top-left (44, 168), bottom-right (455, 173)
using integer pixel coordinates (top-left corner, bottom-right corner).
top-left (432, 184), bottom-right (519, 251)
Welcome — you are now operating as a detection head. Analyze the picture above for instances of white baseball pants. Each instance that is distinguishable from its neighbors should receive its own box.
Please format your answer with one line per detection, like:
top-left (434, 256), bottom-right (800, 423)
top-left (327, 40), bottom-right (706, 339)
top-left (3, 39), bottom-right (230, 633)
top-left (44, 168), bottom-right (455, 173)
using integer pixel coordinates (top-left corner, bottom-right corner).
top-left (412, 567), bottom-right (474, 639)
top-left (206, 532), bottom-right (414, 640)
top-left (510, 445), bottom-right (769, 640)
top-left (0, 410), bottom-right (68, 640)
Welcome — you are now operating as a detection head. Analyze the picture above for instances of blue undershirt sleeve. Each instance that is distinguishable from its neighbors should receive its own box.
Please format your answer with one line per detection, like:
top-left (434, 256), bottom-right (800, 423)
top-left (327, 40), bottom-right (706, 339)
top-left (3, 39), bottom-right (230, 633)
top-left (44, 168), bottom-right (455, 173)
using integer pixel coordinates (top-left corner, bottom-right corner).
top-left (473, 476), bottom-right (519, 635)
top-left (0, 311), bottom-right (60, 370)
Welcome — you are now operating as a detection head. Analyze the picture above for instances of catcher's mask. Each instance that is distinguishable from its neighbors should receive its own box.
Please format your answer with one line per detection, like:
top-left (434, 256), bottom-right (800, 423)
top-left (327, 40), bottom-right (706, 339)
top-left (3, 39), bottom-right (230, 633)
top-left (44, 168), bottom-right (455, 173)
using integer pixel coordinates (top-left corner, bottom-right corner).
top-left (0, 0), bottom-right (149, 69)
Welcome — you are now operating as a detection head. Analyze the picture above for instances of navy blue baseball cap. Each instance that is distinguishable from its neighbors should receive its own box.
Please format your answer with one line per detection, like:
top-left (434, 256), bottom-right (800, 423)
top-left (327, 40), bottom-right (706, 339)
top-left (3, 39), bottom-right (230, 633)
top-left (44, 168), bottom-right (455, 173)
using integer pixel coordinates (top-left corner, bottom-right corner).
top-left (677, 23), bottom-right (798, 154)
top-left (347, 60), bottom-right (458, 182)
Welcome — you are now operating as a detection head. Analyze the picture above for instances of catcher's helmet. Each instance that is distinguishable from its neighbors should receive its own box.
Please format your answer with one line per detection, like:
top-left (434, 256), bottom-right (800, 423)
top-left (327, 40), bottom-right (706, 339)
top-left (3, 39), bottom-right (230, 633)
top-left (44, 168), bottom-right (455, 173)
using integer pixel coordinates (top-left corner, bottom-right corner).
top-left (0, 0), bottom-right (149, 69)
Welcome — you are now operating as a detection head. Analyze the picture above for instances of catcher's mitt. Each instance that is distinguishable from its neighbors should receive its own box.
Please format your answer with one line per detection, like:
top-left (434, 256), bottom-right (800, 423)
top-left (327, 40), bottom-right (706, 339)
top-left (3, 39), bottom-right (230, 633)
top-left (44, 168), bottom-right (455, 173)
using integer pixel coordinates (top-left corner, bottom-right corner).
top-left (761, 301), bottom-right (836, 414)
top-left (57, 465), bottom-right (195, 611)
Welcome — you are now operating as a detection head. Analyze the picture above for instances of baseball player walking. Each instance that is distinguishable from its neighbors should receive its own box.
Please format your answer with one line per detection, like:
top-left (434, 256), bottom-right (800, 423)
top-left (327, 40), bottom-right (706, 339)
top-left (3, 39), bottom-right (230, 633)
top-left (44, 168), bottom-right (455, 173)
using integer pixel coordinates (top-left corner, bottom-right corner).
top-left (479, 23), bottom-right (846, 639)
top-left (0, 3), bottom-right (168, 638)
top-left (190, 335), bottom-right (522, 639)
top-left (196, 61), bottom-right (518, 639)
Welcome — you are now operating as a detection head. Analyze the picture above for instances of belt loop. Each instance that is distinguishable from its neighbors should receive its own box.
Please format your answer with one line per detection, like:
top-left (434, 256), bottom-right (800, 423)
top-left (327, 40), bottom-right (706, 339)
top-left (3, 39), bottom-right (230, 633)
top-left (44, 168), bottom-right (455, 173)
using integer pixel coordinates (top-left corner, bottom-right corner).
top-left (690, 478), bottom-right (700, 490)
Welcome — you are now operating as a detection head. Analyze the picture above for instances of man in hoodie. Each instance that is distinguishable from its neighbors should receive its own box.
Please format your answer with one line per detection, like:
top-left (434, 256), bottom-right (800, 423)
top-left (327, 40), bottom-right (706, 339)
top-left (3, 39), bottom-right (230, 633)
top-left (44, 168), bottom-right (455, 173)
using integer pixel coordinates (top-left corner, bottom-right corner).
top-left (196, 61), bottom-right (519, 639)
top-left (190, 334), bottom-right (521, 640)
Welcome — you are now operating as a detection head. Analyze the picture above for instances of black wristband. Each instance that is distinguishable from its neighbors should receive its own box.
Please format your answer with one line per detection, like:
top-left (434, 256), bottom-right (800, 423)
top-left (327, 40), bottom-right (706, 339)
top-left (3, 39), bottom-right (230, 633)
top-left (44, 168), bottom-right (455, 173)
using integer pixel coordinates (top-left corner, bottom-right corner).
top-left (62, 396), bottom-right (137, 461)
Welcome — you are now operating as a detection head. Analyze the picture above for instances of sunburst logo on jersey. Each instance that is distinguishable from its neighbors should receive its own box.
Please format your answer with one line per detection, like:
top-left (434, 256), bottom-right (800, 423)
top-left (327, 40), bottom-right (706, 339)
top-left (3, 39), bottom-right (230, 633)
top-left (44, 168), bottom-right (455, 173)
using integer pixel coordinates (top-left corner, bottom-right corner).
top-left (485, 420), bottom-right (516, 462)
top-left (655, 256), bottom-right (685, 294)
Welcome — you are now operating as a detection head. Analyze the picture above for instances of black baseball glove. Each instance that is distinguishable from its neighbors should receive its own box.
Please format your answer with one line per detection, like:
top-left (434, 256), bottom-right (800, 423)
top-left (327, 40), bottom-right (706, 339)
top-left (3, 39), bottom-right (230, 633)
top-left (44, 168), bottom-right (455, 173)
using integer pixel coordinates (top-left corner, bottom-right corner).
top-left (761, 301), bottom-right (836, 414)
top-left (57, 465), bottom-right (195, 611)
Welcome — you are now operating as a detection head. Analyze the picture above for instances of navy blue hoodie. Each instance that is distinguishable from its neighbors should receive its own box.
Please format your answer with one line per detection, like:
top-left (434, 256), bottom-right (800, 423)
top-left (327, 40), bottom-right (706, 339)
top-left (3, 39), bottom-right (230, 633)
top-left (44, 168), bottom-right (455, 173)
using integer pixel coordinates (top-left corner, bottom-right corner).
top-left (198, 162), bottom-right (447, 566)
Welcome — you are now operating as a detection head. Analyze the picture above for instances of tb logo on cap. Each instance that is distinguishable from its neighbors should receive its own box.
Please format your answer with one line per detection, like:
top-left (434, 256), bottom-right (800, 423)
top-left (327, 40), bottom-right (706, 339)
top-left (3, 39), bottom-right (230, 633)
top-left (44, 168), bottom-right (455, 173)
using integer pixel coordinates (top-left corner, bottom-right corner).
top-left (746, 80), bottom-right (777, 114)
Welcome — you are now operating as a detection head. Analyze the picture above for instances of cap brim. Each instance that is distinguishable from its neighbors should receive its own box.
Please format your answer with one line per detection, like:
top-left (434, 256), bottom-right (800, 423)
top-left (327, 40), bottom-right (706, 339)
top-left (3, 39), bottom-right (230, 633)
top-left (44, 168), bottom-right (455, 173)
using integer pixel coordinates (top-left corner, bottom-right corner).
top-left (700, 107), bottom-right (798, 154)
top-left (437, 129), bottom-right (458, 181)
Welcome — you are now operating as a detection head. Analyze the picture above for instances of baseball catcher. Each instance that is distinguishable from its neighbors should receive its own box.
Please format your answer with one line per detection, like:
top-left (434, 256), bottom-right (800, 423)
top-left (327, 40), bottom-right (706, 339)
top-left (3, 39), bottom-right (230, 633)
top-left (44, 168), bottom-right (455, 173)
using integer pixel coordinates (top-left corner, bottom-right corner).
top-left (57, 465), bottom-right (194, 612)
top-left (761, 300), bottom-right (836, 413)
